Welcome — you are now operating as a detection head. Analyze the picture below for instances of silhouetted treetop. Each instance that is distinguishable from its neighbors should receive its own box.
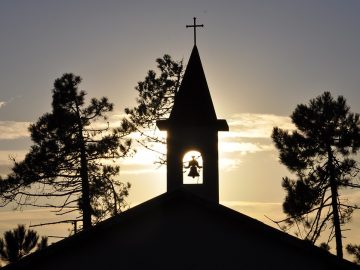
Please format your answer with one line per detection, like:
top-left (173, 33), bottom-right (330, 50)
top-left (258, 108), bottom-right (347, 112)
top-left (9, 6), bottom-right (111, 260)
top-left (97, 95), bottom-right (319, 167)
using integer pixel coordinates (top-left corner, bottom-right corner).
top-left (0, 73), bottom-right (132, 230)
top-left (272, 91), bottom-right (360, 259)
top-left (119, 54), bottom-right (183, 163)
top-left (0, 225), bottom-right (47, 264)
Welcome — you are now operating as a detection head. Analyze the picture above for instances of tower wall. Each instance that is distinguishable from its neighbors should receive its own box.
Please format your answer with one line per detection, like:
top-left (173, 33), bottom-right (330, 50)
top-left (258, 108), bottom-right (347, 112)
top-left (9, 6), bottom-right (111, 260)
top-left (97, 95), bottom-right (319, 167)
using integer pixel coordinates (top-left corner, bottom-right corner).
top-left (156, 45), bottom-right (228, 204)
top-left (166, 127), bottom-right (219, 202)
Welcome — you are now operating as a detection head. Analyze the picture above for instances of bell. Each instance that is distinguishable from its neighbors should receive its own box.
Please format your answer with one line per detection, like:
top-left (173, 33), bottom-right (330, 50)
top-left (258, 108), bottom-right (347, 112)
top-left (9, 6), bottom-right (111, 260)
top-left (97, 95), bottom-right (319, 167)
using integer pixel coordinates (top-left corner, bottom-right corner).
top-left (185, 155), bottom-right (202, 178)
top-left (188, 166), bottom-right (200, 178)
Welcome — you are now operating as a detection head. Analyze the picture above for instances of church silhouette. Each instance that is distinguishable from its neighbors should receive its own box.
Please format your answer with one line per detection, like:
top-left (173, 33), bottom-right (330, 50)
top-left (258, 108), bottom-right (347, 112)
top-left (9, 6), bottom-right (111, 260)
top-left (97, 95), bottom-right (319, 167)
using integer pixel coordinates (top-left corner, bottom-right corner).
top-left (3, 39), bottom-right (358, 270)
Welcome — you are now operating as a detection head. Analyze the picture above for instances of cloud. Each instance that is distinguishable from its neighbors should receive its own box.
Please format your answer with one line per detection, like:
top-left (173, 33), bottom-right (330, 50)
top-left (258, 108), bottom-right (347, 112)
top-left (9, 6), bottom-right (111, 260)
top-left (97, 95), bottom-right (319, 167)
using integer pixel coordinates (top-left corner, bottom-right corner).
top-left (0, 121), bottom-right (31, 140)
top-left (215, 113), bottom-right (294, 170)
top-left (219, 158), bottom-right (243, 171)
top-left (220, 141), bottom-right (274, 154)
top-left (115, 113), bottom-right (293, 173)
top-left (0, 97), bottom-right (22, 110)
top-left (225, 113), bottom-right (294, 139)
top-left (0, 101), bottom-right (6, 109)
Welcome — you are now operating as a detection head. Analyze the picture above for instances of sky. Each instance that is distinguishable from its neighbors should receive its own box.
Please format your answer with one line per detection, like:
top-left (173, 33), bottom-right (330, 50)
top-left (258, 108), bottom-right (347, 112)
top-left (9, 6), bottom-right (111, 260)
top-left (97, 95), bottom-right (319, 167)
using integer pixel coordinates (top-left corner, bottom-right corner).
top-left (0, 0), bottom-right (360, 257)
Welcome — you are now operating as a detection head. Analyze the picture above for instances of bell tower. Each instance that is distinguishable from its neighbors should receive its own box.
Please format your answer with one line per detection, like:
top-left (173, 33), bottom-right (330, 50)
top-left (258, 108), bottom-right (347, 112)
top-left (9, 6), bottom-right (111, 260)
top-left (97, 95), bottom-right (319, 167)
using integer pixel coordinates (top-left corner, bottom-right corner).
top-left (157, 45), bottom-right (228, 203)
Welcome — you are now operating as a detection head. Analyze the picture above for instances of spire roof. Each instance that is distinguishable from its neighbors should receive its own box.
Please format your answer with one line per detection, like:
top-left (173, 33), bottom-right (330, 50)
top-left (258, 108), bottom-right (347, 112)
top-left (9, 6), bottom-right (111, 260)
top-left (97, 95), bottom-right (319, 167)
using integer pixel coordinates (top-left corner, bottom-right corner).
top-left (157, 45), bottom-right (228, 131)
top-left (169, 45), bottom-right (218, 125)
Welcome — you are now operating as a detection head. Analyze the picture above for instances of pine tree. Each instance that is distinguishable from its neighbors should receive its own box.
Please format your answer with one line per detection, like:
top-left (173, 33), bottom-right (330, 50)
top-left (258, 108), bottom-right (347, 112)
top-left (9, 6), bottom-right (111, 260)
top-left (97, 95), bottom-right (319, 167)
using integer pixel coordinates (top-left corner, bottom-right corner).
top-left (0, 225), bottom-right (47, 264)
top-left (119, 54), bottom-right (183, 163)
top-left (272, 92), bottom-right (360, 258)
top-left (346, 244), bottom-right (360, 264)
top-left (0, 74), bottom-right (132, 230)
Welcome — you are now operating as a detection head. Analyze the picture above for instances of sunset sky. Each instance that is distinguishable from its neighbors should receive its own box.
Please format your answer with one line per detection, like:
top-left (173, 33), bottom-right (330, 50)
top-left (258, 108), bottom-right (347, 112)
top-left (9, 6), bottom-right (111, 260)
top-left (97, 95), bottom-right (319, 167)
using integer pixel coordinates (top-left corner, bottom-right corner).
top-left (1, 0), bottom-right (360, 255)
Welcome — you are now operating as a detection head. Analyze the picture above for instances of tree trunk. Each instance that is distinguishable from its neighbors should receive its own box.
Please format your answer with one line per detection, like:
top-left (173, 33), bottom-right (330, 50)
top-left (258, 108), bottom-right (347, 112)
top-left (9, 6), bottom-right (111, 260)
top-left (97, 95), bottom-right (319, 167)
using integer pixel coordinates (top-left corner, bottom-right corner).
top-left (75, 102), bottom-right (92, 230)
top-left (327, 147), bottom-right (343, 258)
top-left (79, 143), bottom-right (92, 230)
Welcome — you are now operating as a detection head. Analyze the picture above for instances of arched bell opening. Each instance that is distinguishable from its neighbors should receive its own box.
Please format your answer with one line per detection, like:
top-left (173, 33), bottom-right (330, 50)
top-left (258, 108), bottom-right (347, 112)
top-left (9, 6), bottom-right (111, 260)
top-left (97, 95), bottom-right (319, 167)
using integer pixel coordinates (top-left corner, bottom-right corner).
top-left (183, 150), bottom-right (203, 184)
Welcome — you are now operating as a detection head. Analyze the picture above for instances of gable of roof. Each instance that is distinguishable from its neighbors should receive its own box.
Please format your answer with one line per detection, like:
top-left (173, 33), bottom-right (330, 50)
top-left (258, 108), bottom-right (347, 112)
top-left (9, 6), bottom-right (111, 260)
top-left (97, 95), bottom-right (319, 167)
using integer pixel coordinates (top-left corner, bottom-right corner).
top-left (3, 189), bottom-right (359, 270)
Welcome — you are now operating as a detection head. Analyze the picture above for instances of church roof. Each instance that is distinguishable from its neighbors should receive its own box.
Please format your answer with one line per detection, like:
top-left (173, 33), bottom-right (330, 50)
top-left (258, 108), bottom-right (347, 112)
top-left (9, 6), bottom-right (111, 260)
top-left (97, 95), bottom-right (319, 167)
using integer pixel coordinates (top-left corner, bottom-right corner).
top-left (3, 189), bottom-right (358, 270)
top-left (157, 46), bottom-right (228, 131)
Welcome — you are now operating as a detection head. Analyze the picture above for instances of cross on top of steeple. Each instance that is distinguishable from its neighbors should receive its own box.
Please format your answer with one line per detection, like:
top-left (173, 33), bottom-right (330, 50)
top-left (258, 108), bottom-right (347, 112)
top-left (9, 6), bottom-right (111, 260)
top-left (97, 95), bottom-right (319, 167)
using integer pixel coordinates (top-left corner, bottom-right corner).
top-left (186, 17), bottom-right (204, 46)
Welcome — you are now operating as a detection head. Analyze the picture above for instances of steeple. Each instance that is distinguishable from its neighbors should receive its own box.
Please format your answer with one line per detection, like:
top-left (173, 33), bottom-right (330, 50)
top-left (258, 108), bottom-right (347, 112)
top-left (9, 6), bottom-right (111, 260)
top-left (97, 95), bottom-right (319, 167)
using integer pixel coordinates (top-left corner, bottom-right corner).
top-left (158, 46), bottom-right (228, 130)
top-left (157, 45), bottom-right (228, 203)
top-left (168, 45), bottom-right (217, 124)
